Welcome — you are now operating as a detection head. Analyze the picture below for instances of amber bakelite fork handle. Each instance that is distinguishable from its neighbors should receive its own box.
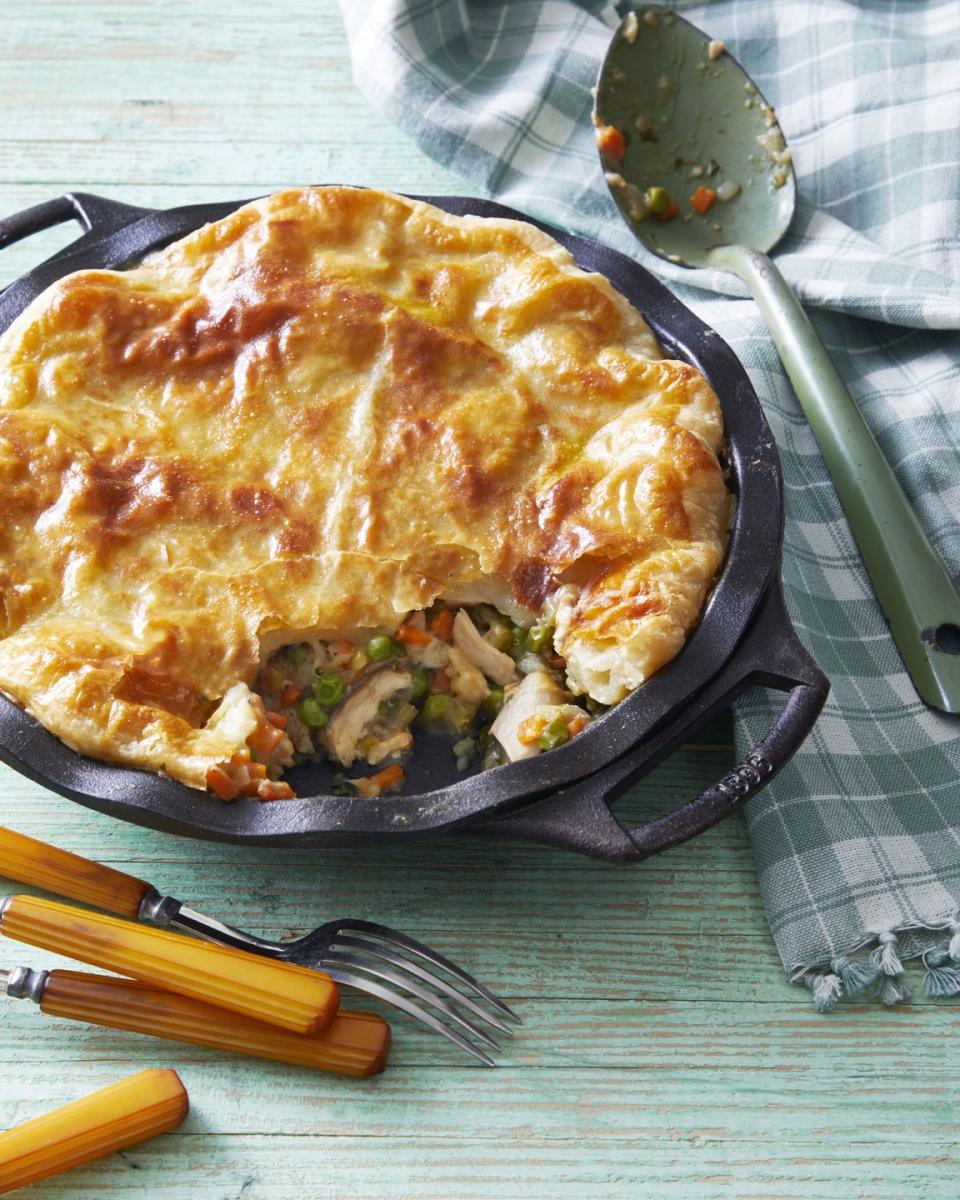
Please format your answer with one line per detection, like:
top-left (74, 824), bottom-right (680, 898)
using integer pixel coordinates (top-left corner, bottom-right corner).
top-left (0, 825), bottom-right (152, 918)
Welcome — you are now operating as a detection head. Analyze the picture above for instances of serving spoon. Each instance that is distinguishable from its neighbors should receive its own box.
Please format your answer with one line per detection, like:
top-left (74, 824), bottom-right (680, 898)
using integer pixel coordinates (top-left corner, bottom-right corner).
top-left (594, 6), bottom-right (960, 714)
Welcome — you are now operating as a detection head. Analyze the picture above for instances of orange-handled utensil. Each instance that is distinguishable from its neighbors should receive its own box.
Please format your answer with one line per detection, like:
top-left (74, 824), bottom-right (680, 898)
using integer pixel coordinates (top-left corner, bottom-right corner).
top-left (0, 894), bottom-right (338, 1036)
top-left (0, 826), bottom-right (151, 917)
top-left (0, 1067), bottom-right (187, 1195)
top-left (1, 966), bottom-right (390, 1078)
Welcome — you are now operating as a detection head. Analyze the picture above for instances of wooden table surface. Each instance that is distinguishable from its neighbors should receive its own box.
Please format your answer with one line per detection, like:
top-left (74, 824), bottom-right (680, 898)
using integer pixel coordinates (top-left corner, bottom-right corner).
top-left (1, 4), bottom-right (957, 1197)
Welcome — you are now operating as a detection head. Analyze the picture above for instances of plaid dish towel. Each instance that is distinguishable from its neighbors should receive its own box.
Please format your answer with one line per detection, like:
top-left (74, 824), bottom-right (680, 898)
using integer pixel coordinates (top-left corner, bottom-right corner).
top-left (337, 0), bottom-right (960, 1005)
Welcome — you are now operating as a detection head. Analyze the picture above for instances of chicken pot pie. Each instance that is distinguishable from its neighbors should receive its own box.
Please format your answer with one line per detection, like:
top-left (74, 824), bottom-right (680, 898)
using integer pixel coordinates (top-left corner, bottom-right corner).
top-left (0, 186), bottom-right (731, 801)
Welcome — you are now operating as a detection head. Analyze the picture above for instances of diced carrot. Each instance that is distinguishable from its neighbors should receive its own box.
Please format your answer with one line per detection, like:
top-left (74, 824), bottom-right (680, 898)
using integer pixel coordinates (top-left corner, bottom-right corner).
top-left (247, 762), bottom-right (268, 780)
top-left (396, 622), bottom-right (432, 646)
top-left (248, 722), bottom-right (285, 759)
top-left (279, 683), bottom-right (302, 708)
top-left (654, 197), bottom-right (679, 222)
top-left (690, 185), bottom-right (717, 215)
top-left (206, 766), bottom-right (239, 801)
top-left (229, 748), bottom-right (251, 767)
top-left (266, 711), bottom-right (288, 729)
top-left (517, 716), bottom-right (546, 746)
top-left (567, 715), bottom-right (588, 737)
top-left (430, 608), bottom-right (454, 641)
top-left (258, 780), bottom-right (296, 801)
top-left (430, 668), bottom-right (451, 694)
top-left (238, 779), bottom-right (262, 797)
top-left (335, 640), bottom-right (354, 656)
top-left (369, 764), bottom-right (405, 794)
top-left (595, 124), bottom-right (626, 159)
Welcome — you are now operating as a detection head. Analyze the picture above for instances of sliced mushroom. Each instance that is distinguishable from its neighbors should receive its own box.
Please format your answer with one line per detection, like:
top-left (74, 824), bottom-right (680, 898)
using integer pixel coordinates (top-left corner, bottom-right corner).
top-left (324, 668), bottom-right (412, 767)
top-left (490, 670), bottom-right (567, 763)
top-left (453, 609), bottom-right (518, 686)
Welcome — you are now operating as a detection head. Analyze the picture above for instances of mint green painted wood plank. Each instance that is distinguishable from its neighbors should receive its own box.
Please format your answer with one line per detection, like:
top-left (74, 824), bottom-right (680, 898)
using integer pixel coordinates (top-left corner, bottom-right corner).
top-left (2, 997), bottom-right (958, 1077)
top-left (10, 1138), bottom-right (959, 1200)
top-left (1, 3), bottom-right (958, 1199)
top-left (2, 1058), bottom-right (959, 1146)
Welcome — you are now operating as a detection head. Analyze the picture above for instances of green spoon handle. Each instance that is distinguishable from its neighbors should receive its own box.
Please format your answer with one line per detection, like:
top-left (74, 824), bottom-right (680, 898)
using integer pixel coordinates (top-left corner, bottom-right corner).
top-left (709, 242), bottom-right (960, 714)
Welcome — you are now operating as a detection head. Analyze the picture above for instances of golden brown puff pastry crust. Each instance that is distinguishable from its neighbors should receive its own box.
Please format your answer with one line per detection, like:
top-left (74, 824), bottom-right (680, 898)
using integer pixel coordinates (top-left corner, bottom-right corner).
top-left (0, 186), bottom-right (731, 789)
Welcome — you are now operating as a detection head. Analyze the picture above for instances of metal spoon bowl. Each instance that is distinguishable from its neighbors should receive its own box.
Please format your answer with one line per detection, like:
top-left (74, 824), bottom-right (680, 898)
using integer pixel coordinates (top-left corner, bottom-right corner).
top-left (596, 8), bottom-right (794, 266)
top-left (595, 6), bottom-right (960, 714)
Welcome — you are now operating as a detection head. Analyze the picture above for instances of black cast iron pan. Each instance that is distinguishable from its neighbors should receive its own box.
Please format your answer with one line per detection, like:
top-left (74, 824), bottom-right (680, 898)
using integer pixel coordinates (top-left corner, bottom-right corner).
top-left (0, 190), bottom-right (828, 860)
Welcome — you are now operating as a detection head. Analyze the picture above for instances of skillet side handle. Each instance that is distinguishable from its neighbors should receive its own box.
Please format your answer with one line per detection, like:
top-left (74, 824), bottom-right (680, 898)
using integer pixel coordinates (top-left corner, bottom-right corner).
top-left (0, 196), bottom-right (89, 251)
top-left (0, 193), bottom-right (150, 257)
top-left (625, 672), bottom-right (825, 858)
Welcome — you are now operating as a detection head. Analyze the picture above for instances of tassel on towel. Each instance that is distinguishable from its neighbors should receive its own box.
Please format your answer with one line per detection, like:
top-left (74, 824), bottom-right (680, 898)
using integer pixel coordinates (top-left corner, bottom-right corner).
top-left (807, 972), bottom-right (843, 1013)
top-left (924, 947), bottom-right (960, 999)
top-left (806, 924), bottom-right (960, 1010)
top-left (832, 955), bottom-right (878, 998)
top-left (871, 931), bottom-right (910, 1006)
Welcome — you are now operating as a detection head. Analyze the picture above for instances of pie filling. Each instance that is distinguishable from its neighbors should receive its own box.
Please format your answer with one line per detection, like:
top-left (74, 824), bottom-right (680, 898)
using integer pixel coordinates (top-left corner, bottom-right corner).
top-left (205, 603), bottom-right (598, 802)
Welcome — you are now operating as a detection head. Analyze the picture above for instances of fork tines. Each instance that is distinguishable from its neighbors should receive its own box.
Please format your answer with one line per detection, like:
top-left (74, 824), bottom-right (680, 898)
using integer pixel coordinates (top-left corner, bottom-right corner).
top-left (319, 920), bottom-right (520, 1067)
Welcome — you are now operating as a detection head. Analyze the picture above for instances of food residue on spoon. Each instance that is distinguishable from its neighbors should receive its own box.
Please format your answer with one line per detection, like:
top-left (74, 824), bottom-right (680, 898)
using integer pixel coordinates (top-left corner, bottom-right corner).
top-left (595, 123), bottom-right (626, 160)
top-left (707, 39), bottom-right (726, 60)
top-left (716, 179), bottom-right (741, 202)
top-left (690, 186), bottom-right (717, 215)
top-left (622, 11), bottom-right (639, 42)
top-left (756, 125), bottom-right (793, 188)
top-left (634, 114), bottom-right (657, 141)
top-left (604, 172), bottom-right (650, 221)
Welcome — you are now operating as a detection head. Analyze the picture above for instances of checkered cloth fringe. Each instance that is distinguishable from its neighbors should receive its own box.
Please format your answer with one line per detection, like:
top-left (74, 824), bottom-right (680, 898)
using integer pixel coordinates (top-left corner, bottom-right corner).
top-left (337, 0), bottom-right (960, 1005)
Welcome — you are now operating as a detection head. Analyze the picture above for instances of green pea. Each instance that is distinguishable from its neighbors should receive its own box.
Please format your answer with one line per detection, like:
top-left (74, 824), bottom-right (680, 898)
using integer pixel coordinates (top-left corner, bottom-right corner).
top-left (537, 714), bottom-right (569, 751)
top-left (422, 693), bottom-right (450, 723)
top-left (526, 625), bottom-right (553, 653)
top-left (482, 688), bottom-right (504, 717)
top-left (297, 697), bottom-right (328, 728)
top-left (313, 673), bottom-right (346, 707)
top-left (287, 642), bottom-right (312, 667)
top-left (366, 635), bottom-right (394, 662)
top-left (644, 186), bottom-right (672, 215)
top-left (410, 667), bottom-right (430, 700)
top-left (510, 627), bottom-right (528, 657)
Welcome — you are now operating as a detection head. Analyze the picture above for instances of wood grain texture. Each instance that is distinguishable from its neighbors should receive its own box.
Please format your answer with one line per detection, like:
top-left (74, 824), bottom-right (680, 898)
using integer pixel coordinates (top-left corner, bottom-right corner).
top-left (0, 4), bottom-right (957, 1199)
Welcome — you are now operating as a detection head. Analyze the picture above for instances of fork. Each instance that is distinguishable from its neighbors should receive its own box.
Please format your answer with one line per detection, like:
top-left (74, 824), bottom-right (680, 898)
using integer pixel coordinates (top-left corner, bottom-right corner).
top-left (0, 825), bottom-right (519, 1066)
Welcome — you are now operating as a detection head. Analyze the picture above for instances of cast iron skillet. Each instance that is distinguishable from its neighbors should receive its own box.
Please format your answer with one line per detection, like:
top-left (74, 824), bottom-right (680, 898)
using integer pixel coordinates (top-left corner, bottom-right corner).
top-left (0, 190), bottom-right (828, 860)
